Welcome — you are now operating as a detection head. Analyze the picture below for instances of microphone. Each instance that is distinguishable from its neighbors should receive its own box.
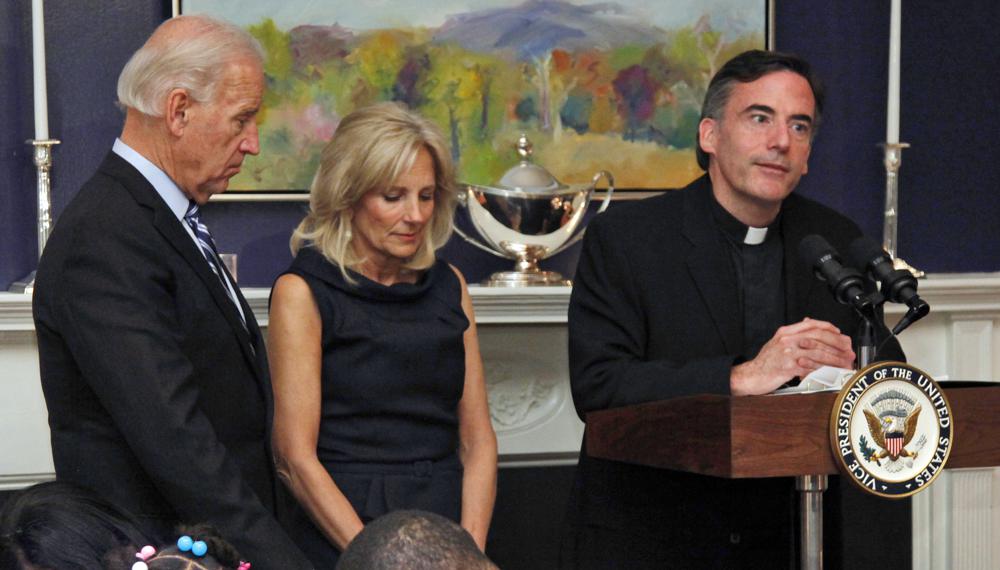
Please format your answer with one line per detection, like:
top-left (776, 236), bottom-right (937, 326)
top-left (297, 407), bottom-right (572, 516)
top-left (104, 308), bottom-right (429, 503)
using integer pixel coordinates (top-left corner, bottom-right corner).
top-left (847, 236), bottom-right (930, 334)
top-left (797, 235), bottom-right (872, 313)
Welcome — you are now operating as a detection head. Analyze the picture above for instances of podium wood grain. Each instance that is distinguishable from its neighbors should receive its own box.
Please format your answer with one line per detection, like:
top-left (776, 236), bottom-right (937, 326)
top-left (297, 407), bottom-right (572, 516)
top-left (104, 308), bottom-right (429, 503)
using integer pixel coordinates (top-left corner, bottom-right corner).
top-left (586, 386), bottom-right (1000, 478)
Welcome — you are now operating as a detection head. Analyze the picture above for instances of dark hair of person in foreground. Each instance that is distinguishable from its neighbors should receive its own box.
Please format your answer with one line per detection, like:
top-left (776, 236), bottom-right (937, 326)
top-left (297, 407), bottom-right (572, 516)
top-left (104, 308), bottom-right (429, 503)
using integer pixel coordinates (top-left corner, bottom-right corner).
top-left (0, 480), bottom-right (153, 570)
top-left (336, 510), bottom-right (497, 570)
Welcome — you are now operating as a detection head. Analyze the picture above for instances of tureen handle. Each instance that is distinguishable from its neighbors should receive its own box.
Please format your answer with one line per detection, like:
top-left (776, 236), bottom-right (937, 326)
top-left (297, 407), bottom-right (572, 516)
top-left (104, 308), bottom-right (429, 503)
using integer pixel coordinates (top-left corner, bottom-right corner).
top-left (451, 191), bottom-right (511, 258)
top-left (591, 170), bottom-right (614, 214)
top-left (547, 170), bottom-right (615, 256)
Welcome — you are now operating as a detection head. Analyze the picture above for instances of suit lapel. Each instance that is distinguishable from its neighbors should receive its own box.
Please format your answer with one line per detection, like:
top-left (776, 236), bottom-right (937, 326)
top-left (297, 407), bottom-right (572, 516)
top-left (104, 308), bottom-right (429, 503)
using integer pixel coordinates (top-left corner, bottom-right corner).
top-left (682, 177), bottom-right (743, 355)
top-left (780, 195), bottom-right (819, 323)
top-left (100, 153), bottom-right (266, 383)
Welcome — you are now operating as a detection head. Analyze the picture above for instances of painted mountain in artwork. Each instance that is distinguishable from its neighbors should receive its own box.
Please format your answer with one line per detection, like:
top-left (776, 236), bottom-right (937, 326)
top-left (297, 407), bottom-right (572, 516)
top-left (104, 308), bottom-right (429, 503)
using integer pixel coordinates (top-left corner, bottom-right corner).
top-left (434, 0), bottom-right (664, 59)
top-left (287, 23), bottom-right (355, 68)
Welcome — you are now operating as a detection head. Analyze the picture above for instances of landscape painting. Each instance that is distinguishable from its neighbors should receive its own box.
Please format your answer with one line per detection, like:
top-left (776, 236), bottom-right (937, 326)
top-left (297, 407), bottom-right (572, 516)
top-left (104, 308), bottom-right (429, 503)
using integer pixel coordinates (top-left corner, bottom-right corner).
top-left (180, 0), bottom-right (767, 192)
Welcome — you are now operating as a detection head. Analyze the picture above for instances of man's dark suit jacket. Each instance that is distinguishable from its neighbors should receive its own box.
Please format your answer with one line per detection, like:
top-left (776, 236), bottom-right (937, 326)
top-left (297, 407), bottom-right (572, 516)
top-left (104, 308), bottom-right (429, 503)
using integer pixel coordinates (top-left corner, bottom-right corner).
top-left (32, 152), bottom-right (311, 570)
top-left (562, 175), bottom-right (908, 569)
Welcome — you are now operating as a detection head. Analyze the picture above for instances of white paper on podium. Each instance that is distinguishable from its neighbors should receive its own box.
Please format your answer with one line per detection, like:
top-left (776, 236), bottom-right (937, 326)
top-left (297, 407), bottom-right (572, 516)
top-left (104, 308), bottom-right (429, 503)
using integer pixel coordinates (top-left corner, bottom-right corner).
top-left (772, 366), bottom-right (950, 395)
top-left (773, 366), bottom-right (855, 395)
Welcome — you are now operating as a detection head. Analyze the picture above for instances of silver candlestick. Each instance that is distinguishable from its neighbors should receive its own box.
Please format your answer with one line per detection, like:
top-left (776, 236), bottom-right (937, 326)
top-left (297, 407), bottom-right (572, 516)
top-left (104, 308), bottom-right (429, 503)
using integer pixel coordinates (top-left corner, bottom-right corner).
top-left (880, 142), bottom-right (923, 278)
top-left (9, 139), bottom-right (60, 294)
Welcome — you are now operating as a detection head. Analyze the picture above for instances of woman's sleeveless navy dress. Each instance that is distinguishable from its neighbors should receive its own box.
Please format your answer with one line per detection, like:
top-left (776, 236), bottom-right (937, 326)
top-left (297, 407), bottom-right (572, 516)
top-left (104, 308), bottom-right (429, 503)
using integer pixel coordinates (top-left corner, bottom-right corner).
top-left (277, 247), bottom-right (469, 567)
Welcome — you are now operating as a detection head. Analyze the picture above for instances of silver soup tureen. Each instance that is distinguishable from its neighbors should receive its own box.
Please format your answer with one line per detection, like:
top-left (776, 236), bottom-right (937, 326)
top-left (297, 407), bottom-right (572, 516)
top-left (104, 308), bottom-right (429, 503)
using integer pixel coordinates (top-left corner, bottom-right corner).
top-left (455, 135), bottom-right (614, 286)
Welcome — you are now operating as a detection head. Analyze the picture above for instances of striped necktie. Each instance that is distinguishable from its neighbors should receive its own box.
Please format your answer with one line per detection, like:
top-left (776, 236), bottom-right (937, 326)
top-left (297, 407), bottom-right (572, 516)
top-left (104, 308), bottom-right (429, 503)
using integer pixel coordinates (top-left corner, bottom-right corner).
top-left (184, 201), bottom-right (246, 326)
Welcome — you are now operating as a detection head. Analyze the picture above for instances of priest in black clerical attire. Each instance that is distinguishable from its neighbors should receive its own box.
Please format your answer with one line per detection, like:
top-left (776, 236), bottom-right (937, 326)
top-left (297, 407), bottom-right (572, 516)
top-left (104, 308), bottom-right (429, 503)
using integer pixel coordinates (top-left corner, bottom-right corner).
top-left (560, 50), bottom-right (907, 569)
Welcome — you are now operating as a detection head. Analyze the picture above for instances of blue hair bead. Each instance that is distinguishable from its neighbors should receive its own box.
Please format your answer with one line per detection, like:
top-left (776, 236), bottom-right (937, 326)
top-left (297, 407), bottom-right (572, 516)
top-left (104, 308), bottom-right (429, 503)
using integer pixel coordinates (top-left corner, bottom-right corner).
top-left (192, 540), bottom-right (208, 557)
top-left (191, 540), bottom-right (208, 556)
top-left (177, 535), bottom-right (194, 552)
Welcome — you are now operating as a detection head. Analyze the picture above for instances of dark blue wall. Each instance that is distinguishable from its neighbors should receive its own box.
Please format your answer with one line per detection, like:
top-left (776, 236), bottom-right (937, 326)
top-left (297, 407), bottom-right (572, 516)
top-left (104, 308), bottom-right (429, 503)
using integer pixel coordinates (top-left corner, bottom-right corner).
top-left (2, 1), bottom-right (997, 289)
top-left (894, 4), bottom-right (999, 272)
top-left (2, 0), bottom-right (168, 287)
top-left (775, 2), bottom-right (1000, 273)
top-left (1, 1), bottom-right (35, 287)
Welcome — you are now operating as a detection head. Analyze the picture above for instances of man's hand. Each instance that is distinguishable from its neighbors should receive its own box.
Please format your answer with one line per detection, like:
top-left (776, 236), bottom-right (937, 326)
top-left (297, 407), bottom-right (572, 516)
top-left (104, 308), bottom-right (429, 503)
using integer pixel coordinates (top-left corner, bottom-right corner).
top-left (730, 318), bottom-right (855, 396)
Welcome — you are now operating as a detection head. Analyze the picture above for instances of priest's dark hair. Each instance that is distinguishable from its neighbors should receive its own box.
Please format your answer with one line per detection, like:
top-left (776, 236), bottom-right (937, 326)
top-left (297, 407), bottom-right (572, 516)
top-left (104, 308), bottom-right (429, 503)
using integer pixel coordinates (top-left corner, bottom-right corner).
top-left (696, 49), bottom-right (825, 170)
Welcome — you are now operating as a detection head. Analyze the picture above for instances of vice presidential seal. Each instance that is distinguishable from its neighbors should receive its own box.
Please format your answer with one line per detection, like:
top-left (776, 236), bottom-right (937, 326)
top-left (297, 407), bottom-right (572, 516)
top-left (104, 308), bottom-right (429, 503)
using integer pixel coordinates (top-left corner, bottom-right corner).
top-left (830, 361), bottom-right (953, 498)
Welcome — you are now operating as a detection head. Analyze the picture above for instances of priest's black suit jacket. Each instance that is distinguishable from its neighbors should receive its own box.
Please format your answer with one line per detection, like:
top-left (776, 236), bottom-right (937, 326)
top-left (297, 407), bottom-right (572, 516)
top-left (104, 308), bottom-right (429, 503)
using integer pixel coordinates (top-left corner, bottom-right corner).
top-left (562, 175), bottom-right (907, 569)
top-left (32, 152), bottom-right (311, 570)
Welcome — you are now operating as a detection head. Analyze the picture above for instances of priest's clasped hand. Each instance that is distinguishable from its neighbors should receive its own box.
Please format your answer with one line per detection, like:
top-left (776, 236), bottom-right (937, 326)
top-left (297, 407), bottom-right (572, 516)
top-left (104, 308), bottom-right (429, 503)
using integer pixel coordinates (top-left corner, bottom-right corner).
top-left (729, 317), bottom-right (855, 396)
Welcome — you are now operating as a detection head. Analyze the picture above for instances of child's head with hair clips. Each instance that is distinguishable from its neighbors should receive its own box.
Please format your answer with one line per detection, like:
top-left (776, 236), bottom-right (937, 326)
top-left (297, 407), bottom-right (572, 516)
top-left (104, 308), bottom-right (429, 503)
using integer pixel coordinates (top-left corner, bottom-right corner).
top-left (102, 523), bottom-right (249, 570)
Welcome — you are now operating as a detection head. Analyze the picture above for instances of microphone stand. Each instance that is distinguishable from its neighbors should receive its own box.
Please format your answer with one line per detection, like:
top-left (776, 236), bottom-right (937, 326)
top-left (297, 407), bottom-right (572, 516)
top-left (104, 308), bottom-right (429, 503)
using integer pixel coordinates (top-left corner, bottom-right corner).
top-left (854, 292), bottom-right (885, 369)
top-left (799, 291), bottom-right (885, 570)
top-left (856, 319), bottom-right (877, 369)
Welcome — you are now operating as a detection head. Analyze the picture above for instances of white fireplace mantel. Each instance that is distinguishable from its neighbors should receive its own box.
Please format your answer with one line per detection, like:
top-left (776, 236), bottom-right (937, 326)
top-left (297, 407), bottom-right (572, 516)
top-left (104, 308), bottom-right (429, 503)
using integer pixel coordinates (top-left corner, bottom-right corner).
top-left (5, 272), bottom-right (999, 332)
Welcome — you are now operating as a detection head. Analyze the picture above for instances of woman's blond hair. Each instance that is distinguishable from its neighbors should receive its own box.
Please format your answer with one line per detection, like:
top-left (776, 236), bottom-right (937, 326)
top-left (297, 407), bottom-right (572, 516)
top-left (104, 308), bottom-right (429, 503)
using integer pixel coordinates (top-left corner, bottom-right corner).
top-left (291, 102), bottom-right (457, 281)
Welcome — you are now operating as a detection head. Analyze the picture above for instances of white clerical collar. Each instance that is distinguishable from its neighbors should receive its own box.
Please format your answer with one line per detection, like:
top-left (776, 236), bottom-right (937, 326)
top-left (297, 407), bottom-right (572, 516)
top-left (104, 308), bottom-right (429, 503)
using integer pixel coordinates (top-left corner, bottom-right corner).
top-left (744, 226), bottom-right (769, 245)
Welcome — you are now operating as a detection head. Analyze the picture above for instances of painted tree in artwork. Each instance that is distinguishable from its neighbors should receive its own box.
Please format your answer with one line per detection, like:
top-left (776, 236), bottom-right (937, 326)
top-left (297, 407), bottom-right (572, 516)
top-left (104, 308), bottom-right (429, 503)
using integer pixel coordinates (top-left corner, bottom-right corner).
top-left (632, 42), bottom-right (697, 149)
top-left (530, 53), bottom-right (554, 131)
top-left (548, 49), bottom-right (619, 137)
top-left (394, 48), bottom-right (432, 108)
top-left (348, 31), bottom-right (409, 104)
top-left (248, 18), bottom-right (296, 119)
top-left (407, 44), bottom-right (516, 180)
top-left (667, 21), bottom-right (765, 102)
top-left (550, 50), bottom-right (580, 135)
top-left (416, 44), bottom-right (500, 167)
top-left (243, 19), bottom-right (324, 188)
top-left (613, 65), bottom-right (660, 141)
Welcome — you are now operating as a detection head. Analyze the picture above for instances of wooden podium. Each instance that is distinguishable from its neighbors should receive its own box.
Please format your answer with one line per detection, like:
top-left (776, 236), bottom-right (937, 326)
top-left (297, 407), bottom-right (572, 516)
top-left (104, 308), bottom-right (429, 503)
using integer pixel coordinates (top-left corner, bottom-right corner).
top-left (586, 385), bottom-right (1000, 569)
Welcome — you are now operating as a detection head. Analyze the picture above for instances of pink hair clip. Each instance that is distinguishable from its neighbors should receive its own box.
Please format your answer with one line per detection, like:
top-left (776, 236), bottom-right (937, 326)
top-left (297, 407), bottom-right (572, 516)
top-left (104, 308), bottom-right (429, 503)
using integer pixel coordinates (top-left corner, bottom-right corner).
top-left (132, 545), bottom-right (156, 570)
top-left (237, 562), bottom-right (251, 570)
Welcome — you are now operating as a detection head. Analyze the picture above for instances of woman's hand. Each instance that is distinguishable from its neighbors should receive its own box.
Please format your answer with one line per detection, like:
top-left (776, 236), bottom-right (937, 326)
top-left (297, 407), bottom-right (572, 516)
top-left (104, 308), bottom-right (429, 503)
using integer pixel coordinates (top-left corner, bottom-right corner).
top-left (450, 266), bottom-right (498, 550)
top-left (269, 273), bottom-right (365, 551)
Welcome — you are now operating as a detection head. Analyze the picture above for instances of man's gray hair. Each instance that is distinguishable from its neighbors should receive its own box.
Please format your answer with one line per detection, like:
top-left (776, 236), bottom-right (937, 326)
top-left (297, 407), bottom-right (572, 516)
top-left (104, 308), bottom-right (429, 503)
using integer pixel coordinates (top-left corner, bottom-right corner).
top-left (116, 15), bottom-right (264, 116)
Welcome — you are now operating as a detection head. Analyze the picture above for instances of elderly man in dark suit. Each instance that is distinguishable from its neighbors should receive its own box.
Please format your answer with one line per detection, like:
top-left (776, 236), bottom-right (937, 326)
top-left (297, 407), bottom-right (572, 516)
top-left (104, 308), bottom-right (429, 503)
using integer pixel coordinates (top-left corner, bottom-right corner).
top-left (561, 50), bottom-right (907, 569)
top-left (32, 15), bottom-right (311, 570)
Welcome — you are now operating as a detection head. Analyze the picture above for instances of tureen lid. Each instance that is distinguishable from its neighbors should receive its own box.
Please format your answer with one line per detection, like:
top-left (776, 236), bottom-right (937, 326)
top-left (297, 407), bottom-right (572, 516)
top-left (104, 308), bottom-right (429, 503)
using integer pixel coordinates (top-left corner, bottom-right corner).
top-left (495, 134), bottom-right (566, 193)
